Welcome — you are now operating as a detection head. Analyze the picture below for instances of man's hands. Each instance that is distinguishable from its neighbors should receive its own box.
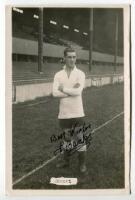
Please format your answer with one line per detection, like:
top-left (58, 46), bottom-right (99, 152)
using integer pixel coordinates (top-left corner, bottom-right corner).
top-left (58, 83), bottom-right (80, 92)
top-left (58, 84), bottom-right (64, 92)
top-left (73, 83), bottom-right (80, 88)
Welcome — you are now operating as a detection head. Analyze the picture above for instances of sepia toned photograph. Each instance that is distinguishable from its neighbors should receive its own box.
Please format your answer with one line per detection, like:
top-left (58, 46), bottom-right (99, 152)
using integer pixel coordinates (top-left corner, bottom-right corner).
top-left (6, 4), bottom-right (130, 195)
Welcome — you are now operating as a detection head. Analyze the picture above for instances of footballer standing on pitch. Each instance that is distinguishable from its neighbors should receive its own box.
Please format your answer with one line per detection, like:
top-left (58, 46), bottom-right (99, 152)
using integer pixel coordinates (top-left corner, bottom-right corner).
top-left (52, 47), bottom-right (87, 173)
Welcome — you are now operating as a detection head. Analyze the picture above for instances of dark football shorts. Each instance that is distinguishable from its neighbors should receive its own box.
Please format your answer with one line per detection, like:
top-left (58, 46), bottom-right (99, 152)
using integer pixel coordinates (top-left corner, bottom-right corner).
top-left (59, 117), bottom-right (85, 129)
top-left (59, 117), bottom-right (87, 151)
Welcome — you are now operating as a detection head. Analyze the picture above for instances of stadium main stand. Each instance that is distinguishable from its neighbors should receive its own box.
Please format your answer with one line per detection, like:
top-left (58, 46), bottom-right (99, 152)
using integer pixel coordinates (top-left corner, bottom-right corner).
top-left (12, 7), bottom-right (124, 82)
top-left (12, 37), bottom-right (123, 80)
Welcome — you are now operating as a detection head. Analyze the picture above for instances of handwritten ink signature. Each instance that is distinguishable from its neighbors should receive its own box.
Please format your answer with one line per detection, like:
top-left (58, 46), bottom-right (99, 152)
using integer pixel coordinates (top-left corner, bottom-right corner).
top-left (50, 122), bottom-right (91, 143)
top-left (49, 122), bottom-right (93, 156)
top-left (54, 132), bottom-right (93, 156)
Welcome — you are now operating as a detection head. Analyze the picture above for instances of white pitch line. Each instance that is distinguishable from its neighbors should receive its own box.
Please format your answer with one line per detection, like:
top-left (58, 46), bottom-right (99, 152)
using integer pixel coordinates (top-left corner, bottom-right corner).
top-left (91, 111), bottom-right (124, 134)
top-left (14, 98), bottom-right (51, 108)
top-left (13, 111), bottom-right (124, 186)
top-left (25, 99), bottom-right (50, 107)
top-left (13, 155), bottom-right (59, 186)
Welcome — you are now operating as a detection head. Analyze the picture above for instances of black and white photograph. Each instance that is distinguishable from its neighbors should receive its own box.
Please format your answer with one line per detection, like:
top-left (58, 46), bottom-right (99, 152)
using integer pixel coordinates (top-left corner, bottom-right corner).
top-left (6, 4), bottom-right (130, 195)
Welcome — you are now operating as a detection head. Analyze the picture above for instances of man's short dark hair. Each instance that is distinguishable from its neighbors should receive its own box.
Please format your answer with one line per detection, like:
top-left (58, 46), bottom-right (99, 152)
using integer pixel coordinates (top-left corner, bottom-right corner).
top-left (64, 47), bottom-right (76, 57)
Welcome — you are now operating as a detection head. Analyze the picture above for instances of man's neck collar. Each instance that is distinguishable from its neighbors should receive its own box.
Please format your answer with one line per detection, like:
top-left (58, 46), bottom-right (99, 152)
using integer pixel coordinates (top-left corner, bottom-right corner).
top-left (63, 65), bottom-right (76, 71)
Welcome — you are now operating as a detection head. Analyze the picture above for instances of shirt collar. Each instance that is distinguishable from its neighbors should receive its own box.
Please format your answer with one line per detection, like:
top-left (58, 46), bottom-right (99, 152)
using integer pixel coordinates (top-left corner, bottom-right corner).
top-left (63, 65), bottom-right (77, 71)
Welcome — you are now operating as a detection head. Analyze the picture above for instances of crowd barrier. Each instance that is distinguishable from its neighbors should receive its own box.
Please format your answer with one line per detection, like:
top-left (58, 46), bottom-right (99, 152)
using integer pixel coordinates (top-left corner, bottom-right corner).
top-left (13, 74), bottom-right (124, 103)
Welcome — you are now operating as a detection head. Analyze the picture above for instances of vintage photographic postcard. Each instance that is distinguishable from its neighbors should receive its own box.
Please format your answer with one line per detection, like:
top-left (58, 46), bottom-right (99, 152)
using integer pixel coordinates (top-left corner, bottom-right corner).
top-left (6, 4), bottom-right (131, 196)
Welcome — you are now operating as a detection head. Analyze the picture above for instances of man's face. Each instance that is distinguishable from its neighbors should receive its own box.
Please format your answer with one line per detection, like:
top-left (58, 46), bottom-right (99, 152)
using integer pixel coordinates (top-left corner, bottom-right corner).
top-left (64, 51), bottom-right (77, 69)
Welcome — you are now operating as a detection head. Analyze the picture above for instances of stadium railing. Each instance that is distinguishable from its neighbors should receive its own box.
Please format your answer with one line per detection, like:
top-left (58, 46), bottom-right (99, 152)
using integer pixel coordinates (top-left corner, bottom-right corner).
top-left (12, 74), bottom-right (124, 103)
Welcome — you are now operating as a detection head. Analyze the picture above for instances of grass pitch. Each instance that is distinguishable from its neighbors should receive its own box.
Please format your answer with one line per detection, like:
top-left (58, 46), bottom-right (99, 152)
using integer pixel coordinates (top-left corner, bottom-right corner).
top-left (13, 83), bottom-right (124, 189)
